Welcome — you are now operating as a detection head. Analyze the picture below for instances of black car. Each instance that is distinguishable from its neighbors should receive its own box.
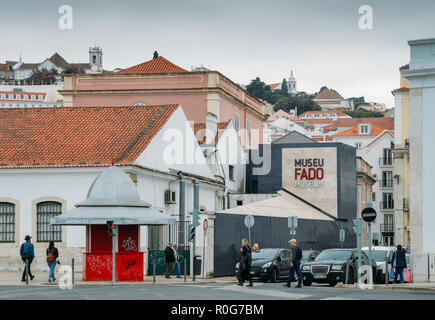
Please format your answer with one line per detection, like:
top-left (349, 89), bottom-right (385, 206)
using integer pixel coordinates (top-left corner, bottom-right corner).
top-left (235, 248), bottom-right (292, 283)
top-left (302, 250), bottom-right (320, 263)
top-left (301, 248), bottom-right (377, 287)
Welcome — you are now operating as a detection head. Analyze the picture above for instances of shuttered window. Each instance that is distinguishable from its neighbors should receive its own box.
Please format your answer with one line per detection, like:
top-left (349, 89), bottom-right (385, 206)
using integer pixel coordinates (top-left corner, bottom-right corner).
top-left (0, 202), bottom-right (15, 243)
top-left (37, 201), bottom-right (62, 242)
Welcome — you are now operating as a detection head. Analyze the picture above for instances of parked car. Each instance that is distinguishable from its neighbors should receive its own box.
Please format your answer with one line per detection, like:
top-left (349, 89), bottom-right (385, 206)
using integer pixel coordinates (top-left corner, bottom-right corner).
top-left (362, 246), bottom-right (396, 283)
top-left (235, 248), bottom-right (291, 283)
top-left (301, 248), bottom-right (376, 287)
top-left (302, 250), bottom-right (320, 263)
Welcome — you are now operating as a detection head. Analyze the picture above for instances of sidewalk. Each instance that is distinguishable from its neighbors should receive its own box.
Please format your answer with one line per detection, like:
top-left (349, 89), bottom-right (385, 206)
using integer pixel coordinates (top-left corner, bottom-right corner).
top-left (337, 282), bottom-right (435, 292)
top-left (0, 271), bottom-right (236, 287)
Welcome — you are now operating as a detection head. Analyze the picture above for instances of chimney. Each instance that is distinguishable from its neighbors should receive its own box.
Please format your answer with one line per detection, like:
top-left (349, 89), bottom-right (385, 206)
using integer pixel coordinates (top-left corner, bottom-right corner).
top-left (205, 112), bottom-right (218, 145)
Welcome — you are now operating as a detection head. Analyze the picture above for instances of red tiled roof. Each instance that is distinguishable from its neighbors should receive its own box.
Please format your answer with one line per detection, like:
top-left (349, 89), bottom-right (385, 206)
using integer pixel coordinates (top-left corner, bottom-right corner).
top-left (193, 121), bottom-right (228, 145)
top-left (0, 105), bottom-right (179, 167)
top-left (312, 135), bottom-right (333, 142)
top-left (268, 83), bottom-right (281, 89)
top-left (119, 56), bottom-right (188, 74)
top-left (332, 123), bottom-right (391, 137)
top-left (391, 87), bottom-right (409, 94)
top-left (321, 117), bottom-right (394, 132)
top-left (314, 88), bottom-right (344, 100)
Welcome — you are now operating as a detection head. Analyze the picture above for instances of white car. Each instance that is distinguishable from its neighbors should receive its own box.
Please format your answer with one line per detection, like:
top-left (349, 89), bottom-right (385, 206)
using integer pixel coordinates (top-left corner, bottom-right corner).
top-left (362, 246), bottom-right (396, 283)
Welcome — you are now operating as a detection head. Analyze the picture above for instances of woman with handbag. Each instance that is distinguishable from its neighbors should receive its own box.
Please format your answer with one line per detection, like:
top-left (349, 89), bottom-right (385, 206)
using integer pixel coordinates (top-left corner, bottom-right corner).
top-left (46, 241), bottom-right (59, 282)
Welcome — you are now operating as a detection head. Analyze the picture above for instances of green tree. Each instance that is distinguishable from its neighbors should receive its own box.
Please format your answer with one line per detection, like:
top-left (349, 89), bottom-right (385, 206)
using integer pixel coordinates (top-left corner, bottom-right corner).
top-left (25, 68), bottom-right (59, 84)
top-left (344, 109), bottom-right (384, 118)
top-left (280, 78), bottom-right (288, 96)
top-left (348, 96), bottom-right (366, 109)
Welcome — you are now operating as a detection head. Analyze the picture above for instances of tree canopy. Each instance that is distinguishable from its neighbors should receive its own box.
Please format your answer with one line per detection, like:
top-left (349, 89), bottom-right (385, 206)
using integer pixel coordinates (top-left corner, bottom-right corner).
top-left (25, 68), bottom-right (59, 84)
top-left (245, 77), bottom-right (321, 115)
top-left (343, 108), bottom-right (384, 118)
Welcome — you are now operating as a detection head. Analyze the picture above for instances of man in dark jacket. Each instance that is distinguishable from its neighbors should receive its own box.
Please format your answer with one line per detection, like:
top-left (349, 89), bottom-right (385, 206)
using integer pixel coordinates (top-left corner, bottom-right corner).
top-left (284, 239), bottom-right (302, 288)
top-left (20, 235), bottom-right (35, 282)
top-left (391, 244), bottom-right (407, 284)
top-left (237, 238), bottom-right (253, 287)
top-left (164, 242), bottom-right (176, 279)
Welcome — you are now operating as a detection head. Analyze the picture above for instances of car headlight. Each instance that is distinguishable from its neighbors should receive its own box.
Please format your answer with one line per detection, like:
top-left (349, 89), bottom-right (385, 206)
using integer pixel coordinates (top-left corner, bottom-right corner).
top-left (331, 265), bottom-right (342, 271)
top-left (262, 262), bottom-right (272, 268)
top-left (302, 265), bottom-right (310, 271)
top-left (235, 262), bottom-right (239, 268)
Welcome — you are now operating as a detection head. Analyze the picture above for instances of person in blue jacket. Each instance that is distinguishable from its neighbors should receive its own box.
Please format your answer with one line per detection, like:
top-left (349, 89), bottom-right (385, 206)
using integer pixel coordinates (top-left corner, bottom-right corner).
top-left (20, 235), bottom-right (35, 282)
top-left (391, 244), bottom-right (407, 284)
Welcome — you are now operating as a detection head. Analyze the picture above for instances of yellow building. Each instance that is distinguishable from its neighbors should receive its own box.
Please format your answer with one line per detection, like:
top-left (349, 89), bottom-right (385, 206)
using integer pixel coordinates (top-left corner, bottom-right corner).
top-left (391, 65), bottom-right (410, 249)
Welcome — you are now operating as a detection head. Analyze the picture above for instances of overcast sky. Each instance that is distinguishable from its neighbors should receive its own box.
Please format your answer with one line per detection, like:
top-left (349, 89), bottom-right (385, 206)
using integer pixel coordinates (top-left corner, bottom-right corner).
top-left (1, 0), bottom-right (434, 106)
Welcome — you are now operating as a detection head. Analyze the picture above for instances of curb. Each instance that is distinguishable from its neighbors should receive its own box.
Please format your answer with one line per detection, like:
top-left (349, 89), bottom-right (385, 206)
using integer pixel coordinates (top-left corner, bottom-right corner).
top-left (337, 283), bottom-right (435, 292)
top-left (1, 280), bottom-right (236, 287)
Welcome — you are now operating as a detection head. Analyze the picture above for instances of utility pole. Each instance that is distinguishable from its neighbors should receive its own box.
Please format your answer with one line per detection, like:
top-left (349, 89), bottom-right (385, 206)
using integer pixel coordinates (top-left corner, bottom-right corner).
top-left (179, 173), bottom-right (185, 248)
top-left (192, 179), bottom-right (199, 282)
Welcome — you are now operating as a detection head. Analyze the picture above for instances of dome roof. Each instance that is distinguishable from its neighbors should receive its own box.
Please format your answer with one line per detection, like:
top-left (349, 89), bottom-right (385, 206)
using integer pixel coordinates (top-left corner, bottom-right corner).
top-left (77, 166), bottom-right (151, 207)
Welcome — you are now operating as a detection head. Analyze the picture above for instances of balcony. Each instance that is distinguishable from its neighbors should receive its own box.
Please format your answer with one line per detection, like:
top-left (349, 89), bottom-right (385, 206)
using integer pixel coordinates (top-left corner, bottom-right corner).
top-left (380, 200), bottom-right (394, 210)
top-left (379, 158), bottom-right (393, 166)
top-left (380, 224), bottom-right (394, 233)
top-left (378, 179), bottom-right (393, 189)
top-left (403, 198), bottom-right (409, 211)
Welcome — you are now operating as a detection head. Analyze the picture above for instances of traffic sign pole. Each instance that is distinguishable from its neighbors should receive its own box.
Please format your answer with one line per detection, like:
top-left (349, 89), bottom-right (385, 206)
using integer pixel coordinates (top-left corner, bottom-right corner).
top-left (368, 222), bottom-right (372, 281)
top-left (202, 219), bottom-right (208, 279)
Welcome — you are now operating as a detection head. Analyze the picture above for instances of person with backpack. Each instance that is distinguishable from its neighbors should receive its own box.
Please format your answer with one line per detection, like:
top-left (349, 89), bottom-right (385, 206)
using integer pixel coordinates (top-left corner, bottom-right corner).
top-left (390, 244), bottom-right (407, 284)
top-left (20, 235), bottom-right (35, 282)
top-left (237, 238), bottom-right (253, 287)
top-left (46, 241), bottom-right (59, 282)
top-left (283, 239), bottom-right (303, 288)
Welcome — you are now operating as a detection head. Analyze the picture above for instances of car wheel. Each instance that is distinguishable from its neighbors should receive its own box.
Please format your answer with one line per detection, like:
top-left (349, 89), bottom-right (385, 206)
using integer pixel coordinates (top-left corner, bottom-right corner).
top-left (328, 282), bottom-right (337, 287)
top-left (270, 269), bottom-right (278, 283)
top-left (303, 280), bottom-right (312, 286)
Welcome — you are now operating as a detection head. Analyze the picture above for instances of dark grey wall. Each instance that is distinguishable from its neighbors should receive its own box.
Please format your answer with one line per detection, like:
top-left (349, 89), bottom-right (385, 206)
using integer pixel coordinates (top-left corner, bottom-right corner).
top-left (214, 213), bottom-right (357, 276)
top-left (246, 142), bottom-right (357, 220)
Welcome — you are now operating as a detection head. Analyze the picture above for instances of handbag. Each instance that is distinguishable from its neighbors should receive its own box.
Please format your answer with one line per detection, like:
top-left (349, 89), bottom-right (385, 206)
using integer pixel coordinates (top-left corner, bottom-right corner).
top-left (389, 268), bottom-right (395, 279)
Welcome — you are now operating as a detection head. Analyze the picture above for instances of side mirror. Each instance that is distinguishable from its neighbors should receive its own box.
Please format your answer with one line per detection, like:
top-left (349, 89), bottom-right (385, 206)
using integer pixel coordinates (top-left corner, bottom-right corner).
top-left (276, 256), bottom-right (282, 262)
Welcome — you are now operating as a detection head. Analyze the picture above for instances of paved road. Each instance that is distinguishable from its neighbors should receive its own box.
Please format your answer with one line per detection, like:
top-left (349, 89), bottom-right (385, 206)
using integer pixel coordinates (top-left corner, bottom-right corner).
top-left (0, 282), bottom-right (434, 300)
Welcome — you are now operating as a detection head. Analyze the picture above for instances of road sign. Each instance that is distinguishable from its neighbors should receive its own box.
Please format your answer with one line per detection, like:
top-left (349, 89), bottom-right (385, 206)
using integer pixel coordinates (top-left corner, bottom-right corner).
top-left (339, 228), bottom-right (345, 243)
top-left (203, 218), bottom-right (208, 231)
top-left (361, 207), bottom-right (377, 223)
top-left (244, 215), bottom-right (255, 228)
top-left (288, 216), bottom-right (298, 229)
top-left (353, 218), bottom-right (362, 235)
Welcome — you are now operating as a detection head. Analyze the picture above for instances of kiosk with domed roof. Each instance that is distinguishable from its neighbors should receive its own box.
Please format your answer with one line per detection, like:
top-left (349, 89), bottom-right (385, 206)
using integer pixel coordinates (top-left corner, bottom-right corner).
top-left (51, 166), bottom-right (175, 281)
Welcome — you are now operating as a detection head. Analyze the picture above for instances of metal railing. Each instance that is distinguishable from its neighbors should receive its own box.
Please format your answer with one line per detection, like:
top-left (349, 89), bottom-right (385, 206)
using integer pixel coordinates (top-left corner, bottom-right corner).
top-left (379, 179), bottom-right (393, 188)
top-left (379, 158), bottom-right (393, 166)
top-left (380, 200), bottom-right (394, 210)
top-left (380, 224), bottom-right (394, 233)
top-left (148, 220), bottom-right (190, 251)
top-left (403, 198), bottom-right (409, 211)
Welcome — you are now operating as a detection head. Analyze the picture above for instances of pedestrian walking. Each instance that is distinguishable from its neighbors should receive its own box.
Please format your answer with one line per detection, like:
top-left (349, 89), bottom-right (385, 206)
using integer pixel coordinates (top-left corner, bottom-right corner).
top-left (46, 241), bottom-right (59, 282)
top-left (164, 242), bottom-right (176, 279)
top-left (173, 243), bottom-right (181, 278)
top-left (391, 244), bottom-right (407, 284)
top-left (20, 235), bottom-right (35, 282)
top-left (283, 239), bottom-right (303, 288)
top-left (237, 238), bottom-right (253, 287)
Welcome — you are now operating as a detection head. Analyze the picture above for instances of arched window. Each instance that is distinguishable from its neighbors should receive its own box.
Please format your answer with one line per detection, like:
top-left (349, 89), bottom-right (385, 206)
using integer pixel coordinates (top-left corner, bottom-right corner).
top-left (0, 202), bottom-right (15, 243)
top-left (37, 201), bottom-right (62, 242)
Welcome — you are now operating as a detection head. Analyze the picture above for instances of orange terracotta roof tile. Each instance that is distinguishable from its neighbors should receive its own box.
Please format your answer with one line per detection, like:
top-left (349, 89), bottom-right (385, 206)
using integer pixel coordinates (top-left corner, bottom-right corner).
top-left (321, 117), bottom-right (394, 132)
top-left (331, 123), bottom-right (390, 137)
top-left (314, 88), bottom-right (344, 100)
top-left (0, 105), bottom-right (179, 167)
top-left (268, 83), bottom-right (281, 89)
top-left (193, 121), bottom-right (228, 145)
top-left (391, 87), bottom-right (409, 94)
top-left (119, 56), bottom-right (188, 74)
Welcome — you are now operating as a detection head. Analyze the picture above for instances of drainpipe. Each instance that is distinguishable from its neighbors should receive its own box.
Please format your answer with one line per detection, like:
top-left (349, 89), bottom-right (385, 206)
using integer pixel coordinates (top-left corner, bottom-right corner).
top-left (179, 173), bottom-right (186, 248)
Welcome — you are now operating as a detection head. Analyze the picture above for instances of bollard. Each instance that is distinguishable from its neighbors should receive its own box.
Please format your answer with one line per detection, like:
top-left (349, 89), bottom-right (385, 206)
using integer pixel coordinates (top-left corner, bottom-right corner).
top-left (385, 257), bottom-right (389, 285)
top-left (72, 258), bottom-right (75, 285)
top-left (153, 259), bottom-right (156, 284)
top-left (25, 259), bottom-right (29, 285)
top-left (344, 260), bottom-right (350, 285)
top-left (184, 258), bottom-right (187, 282)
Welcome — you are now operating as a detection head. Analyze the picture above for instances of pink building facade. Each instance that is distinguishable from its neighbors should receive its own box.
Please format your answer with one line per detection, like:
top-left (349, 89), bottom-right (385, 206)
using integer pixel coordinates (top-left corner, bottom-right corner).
top-left (60, 68), bottom-right (265, 148)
